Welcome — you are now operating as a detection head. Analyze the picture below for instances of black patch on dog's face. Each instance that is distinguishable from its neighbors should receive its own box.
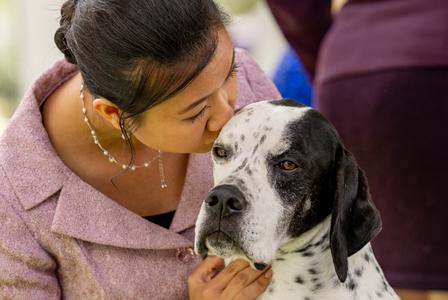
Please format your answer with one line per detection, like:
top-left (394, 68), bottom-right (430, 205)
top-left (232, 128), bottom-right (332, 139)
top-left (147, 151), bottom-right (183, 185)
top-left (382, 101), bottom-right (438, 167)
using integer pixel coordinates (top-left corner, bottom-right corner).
top-left (270, 98), bottom-right (308, 108)
top-left (266, 109), bottom-right (340, 238)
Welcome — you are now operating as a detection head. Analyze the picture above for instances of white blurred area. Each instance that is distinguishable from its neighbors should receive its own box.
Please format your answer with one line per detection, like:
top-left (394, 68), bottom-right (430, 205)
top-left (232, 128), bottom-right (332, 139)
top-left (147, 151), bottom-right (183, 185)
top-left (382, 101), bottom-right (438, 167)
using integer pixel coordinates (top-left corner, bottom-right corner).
top-left (0, 0), bottom-right (346, 134)
top-left (0, 0), bottom-right (63, 133)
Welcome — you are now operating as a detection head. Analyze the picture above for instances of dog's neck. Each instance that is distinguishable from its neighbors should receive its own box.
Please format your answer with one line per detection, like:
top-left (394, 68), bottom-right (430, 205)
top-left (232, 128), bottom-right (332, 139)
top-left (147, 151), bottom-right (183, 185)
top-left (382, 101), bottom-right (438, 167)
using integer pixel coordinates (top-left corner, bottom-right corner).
top-left (279, 215), bottom-right (332, 256)
top-left (258, 216), bottom-right (398, 300)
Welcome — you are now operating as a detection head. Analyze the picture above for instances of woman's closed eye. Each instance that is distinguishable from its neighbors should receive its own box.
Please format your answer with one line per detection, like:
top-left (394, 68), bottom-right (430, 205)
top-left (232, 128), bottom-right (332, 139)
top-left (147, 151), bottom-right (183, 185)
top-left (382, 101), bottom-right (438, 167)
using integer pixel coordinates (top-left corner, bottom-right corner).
top-left (186, 105), bottom-right (211, 123)
top-left (226, 62), bottom-right (239, 82)
top-left (184, 61), bottom-right (238, 124)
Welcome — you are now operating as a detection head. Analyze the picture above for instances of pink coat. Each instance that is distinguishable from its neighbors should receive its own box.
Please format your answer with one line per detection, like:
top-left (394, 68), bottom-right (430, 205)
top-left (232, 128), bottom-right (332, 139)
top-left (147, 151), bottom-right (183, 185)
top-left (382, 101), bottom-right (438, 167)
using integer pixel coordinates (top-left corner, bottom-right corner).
top-left (0, 49), bottom-right (280, 299)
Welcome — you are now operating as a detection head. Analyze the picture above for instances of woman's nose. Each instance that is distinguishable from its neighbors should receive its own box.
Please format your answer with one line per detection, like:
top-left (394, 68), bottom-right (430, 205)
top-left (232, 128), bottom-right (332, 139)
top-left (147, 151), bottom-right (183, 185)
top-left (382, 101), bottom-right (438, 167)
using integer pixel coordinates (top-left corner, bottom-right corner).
top-left (206, 90), bottom-right (235, 133)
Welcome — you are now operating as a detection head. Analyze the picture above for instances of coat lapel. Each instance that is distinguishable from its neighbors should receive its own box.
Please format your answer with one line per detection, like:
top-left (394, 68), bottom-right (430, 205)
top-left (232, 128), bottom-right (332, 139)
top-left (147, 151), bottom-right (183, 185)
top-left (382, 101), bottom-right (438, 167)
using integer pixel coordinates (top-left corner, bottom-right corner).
top-left (51, 171), bottom-right (193, 250)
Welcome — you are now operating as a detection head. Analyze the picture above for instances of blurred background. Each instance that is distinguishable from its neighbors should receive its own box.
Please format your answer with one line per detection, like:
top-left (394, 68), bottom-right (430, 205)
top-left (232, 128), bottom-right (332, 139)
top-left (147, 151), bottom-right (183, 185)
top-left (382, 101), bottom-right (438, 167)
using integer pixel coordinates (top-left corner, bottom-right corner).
top-left (0, 0), bottom-right (340, 133)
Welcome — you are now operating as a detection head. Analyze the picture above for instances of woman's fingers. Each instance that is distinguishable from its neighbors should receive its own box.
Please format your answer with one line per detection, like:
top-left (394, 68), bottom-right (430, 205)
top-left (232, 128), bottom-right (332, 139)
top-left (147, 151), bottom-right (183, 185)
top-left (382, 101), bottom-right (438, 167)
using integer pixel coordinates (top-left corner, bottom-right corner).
top-left (233, 268), bottom-right (273, 300)
top-left (189, 256), bottom-right (225, 284)
top-left (188, 258), bottom-right (273, 300)
top-left (207, 259), bottom-right (251, 290)
top-left (221, 265), bottom-right (272, 299)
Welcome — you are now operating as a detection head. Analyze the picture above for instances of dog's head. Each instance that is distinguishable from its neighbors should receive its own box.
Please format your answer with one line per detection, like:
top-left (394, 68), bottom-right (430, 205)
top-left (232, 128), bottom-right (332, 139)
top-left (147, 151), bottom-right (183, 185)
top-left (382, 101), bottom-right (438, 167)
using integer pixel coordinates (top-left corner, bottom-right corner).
top-left (194, 99), bottom-right (381, 282)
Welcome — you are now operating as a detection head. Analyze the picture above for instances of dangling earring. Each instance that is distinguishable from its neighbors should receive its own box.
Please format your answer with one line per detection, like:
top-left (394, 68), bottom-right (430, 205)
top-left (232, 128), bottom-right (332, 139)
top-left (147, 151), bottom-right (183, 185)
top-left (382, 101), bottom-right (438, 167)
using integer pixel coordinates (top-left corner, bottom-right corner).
top-left (80, 82), bottom-right (167, 188)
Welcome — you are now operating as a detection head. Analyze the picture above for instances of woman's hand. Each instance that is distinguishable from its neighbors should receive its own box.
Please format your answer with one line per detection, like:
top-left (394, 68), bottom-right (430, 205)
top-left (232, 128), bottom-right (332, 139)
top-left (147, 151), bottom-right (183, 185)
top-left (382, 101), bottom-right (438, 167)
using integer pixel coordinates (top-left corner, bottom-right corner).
top-left (188, 256), bottom-right (273, 300)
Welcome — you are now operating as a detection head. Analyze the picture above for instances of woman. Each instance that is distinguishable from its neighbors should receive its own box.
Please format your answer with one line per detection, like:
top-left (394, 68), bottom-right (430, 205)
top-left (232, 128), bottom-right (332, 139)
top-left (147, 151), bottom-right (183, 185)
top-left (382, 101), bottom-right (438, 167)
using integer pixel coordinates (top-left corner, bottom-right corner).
top-left (0, 0), bottom-right (280, 298)
top-left (267, 0), bottom-right (448, 298)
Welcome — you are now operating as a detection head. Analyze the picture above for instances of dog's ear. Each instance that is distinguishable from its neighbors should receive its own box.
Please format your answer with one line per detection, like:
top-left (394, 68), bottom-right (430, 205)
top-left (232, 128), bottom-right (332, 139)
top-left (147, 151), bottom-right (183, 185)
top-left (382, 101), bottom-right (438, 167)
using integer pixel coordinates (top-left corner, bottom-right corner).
top-left (330, 147), bottom-right (382, 282)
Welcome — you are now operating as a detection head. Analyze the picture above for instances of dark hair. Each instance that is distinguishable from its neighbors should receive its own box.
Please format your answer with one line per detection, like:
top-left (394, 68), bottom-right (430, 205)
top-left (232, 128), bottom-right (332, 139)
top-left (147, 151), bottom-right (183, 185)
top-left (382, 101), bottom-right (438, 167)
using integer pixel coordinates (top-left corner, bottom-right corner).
top-left (54, 0), bottom-right (228, 172)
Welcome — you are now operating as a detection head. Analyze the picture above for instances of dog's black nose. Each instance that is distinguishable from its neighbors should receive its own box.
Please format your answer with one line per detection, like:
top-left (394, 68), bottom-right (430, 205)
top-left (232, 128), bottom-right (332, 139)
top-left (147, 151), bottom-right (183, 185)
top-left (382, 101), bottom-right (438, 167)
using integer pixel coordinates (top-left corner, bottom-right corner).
top-left (205, 184), bottom-right (247, 217)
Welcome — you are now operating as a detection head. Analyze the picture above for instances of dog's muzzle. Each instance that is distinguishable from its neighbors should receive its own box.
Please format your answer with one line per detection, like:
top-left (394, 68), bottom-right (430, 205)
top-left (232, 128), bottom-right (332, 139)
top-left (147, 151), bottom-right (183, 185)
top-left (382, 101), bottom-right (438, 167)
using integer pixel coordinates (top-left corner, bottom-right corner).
top-left (196, 184), bottom-right (249, 259)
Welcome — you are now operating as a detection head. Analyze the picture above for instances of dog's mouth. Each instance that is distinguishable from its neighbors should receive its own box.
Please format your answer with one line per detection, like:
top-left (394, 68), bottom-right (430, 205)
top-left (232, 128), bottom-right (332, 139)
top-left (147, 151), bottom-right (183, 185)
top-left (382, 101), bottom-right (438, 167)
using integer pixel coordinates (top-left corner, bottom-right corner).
top-left (203, 231), bottom-right (268, 271)
top-left (203, 231), bottom-right (239, 257)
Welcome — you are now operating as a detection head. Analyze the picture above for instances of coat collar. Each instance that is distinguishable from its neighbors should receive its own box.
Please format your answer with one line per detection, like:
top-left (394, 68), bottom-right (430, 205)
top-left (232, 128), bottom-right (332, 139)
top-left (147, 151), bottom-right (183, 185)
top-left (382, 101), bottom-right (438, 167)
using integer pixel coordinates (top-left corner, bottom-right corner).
top-left (0, 60), bottom-right (77, 210)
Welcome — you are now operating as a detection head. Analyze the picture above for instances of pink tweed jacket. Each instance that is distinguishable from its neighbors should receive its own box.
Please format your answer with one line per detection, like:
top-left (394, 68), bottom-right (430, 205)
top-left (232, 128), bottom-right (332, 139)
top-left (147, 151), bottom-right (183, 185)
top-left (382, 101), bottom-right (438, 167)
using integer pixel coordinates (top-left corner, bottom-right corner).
top-left (0, 49), bottom-right (280, 299)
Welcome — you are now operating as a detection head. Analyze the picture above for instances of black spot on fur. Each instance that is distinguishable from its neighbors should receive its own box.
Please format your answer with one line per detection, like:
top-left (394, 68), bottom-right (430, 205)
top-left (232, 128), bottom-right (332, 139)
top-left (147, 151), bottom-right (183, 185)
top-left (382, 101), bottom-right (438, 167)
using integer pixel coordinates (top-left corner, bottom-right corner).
top-left (314, 233), bottom-right (328, 248)
top-left (241, 134), bottom-right (245, 142)
top-left (354, 268), bottom-right (363, 277)
top-left (275, 258), bottom-right (285, 261)
top-left (295, 276), bottom-right (304, 284)
top-left (364, 253), bottom-right (371, 263)
top-left (347, 279), bottom-right (357, 290)
top-left (235, 158), bottom-right (248, 172)
top-left (259, 134), bottom-right (267, 145)
top-left (251, 144), bottom-right (259, 155)
top-left (234, 178), bottom-right (247, 192)
top-left (313, 240), bottom-right (322, 248)
top-left (312, 283), bottom-right (323, 292)
top-left (294, 243), bottom-right (312, 253)
top-left (308, 268), bottom-right (318, 275)
top-left (278, 249), bottom-right (288, 256)
top-left (302, 251), bottom-right (314, 257)
top-left (244, 166), bottom-right (253, 176)
top-left (375, 264), bottom-right (381, 273)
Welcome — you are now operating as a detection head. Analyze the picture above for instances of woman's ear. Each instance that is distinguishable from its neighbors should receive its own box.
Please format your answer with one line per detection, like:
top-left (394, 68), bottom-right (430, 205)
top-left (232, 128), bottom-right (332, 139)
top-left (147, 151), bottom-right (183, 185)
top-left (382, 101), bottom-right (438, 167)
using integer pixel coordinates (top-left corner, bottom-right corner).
top-left (92, 98), bottom-right (121, 130)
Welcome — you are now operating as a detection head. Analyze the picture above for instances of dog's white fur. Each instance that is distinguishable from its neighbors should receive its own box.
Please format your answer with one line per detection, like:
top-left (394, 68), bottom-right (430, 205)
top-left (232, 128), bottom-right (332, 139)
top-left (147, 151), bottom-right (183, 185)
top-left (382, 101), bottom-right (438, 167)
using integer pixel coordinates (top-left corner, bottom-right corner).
top-left (259, 216), bottom-right (397, 299)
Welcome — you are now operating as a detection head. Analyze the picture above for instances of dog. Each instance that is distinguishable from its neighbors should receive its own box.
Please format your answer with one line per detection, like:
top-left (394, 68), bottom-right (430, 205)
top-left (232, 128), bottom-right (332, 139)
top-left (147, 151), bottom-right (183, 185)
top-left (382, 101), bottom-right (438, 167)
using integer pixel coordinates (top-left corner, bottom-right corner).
top-left (195, 99), bottom-right (399, 300)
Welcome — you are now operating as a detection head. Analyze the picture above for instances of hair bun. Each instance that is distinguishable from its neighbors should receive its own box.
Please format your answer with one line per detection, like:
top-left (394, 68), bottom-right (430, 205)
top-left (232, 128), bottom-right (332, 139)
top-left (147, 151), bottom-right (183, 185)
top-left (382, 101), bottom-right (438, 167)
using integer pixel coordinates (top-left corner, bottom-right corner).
top-left (54, 0), bottom-right (78, 64)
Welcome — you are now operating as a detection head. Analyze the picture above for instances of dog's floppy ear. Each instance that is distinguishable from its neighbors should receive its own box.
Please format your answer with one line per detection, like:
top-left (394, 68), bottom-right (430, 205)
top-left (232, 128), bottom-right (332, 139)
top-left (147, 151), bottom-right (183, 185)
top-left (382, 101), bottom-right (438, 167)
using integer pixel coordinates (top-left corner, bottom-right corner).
top-left (330, 147), bottom-right (382, 282)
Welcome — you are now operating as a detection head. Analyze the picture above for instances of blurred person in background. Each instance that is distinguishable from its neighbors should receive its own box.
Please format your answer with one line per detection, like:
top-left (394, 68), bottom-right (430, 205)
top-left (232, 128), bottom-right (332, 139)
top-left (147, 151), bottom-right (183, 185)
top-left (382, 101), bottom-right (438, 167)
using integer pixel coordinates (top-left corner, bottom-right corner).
top-left (0, 0), bottom-right (281, 298)
top-left (272, 47), bottom-right (312, 106)
top-left (267, 0), bottom-right (448, 299)
top-left (219, 0), bottom-right (313, 106)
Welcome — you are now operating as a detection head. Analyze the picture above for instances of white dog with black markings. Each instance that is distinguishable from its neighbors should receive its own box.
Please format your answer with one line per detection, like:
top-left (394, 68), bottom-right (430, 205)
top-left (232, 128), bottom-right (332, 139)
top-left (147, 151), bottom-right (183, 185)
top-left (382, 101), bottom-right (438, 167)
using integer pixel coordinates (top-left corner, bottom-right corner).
top-left (195, 100), bottom-right (399, 300)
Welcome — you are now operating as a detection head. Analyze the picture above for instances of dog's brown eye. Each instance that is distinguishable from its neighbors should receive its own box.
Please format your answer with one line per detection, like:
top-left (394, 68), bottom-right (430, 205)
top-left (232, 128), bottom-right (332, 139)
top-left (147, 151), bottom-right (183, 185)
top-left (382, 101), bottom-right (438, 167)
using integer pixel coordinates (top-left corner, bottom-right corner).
top-left (279, 160), bottom-right (298, 171)
top-left (213, 147), bottom-right (227, 158)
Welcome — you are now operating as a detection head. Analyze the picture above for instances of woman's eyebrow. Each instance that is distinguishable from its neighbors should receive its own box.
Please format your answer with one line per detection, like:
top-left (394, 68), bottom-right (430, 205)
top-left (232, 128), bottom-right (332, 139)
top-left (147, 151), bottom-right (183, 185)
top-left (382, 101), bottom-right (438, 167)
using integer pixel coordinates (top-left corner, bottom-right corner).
top-left (178, 48), bottom-right (236, 115)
